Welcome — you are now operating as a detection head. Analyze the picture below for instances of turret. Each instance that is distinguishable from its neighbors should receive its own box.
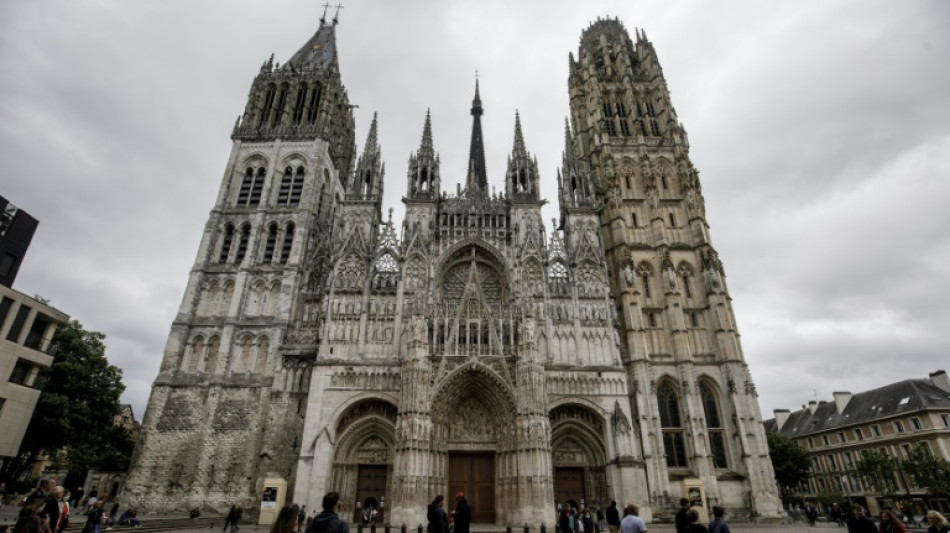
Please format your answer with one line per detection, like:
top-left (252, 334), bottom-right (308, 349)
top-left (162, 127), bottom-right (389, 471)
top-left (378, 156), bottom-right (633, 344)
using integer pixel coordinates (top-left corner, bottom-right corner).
top-left (348, 113), bottom-right (384, 203)
top-left (505, 112), bottom-right (539, 201)
top-left (232, 15), bottom-right (356, 180)
top-left (558, 118), bottom-right (595, 211)
top-left (406, 110), bottom-right (440, 200)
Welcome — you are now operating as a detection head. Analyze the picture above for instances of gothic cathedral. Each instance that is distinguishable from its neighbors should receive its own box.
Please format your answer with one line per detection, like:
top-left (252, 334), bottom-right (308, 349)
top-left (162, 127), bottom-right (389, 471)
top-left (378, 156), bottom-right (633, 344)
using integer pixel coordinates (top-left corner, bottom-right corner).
top-left (125, 15), bottom-right (781, 525)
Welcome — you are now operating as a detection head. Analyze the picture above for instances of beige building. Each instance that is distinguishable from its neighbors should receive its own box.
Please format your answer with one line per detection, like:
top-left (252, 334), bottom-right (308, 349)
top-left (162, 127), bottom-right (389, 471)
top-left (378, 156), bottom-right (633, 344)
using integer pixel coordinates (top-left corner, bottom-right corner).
top-left (0, 285), bottom-right (69, 460)
top-left (765, 370), bottom-right (950, 515)
top-left (124, 15), bottom-right (781, 524)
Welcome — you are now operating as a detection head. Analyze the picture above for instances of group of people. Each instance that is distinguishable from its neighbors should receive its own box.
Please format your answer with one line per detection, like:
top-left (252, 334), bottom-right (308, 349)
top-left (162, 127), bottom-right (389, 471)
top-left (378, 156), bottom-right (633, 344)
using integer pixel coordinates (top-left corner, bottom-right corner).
top-left (3, 479), bottom-right (138, 533)
top-left (673, 499), bottom-right (730, 533)
top-left (793, 500), bottom-right (950, 533)
top-left (553, 500), bottom-right (647, 533)
top-left (426, 493), bottom-right (471, 533)
top-left (9, 478), bottom-right (68, 533)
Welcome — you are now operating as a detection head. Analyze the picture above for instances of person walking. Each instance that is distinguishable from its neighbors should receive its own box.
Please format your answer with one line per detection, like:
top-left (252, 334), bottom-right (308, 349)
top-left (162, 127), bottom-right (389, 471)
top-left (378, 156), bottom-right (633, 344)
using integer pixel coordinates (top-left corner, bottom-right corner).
top-left (606, 502), bottom-right (621, 533)
top-left (13, 498), bottom-right (50, 533)
top-left (306, 493), bottom-right (349, 533)
top-left (85, 500), bottom-right (106, 533)
top-left (224, 505), bottom-right (238, 533)
top-left (686, 510), bottom-right (708, 533)
top-left (847, 505), bottom-right (877, 533)
top-left (426, 495), bottom-right (448, 533)
top-left (707, 507), bottom-right (730, 533)
top-left (878, 510), bottom-right (906, 533)
top-left (619, 504), bottom-right (647, 533)
top-left (675, 499), bottom-right (690, 533)
top-left (451, 493), bottom-right (471, 533)
top-left (269, 505), bottom-right (299, 533)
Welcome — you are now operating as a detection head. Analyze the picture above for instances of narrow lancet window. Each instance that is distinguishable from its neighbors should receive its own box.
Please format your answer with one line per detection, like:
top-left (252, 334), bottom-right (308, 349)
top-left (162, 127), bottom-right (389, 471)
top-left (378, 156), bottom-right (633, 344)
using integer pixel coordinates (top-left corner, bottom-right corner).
top-left (280, 223), bottom-right (295, 264)
top-left (218, 225), bottom-right (234, 263)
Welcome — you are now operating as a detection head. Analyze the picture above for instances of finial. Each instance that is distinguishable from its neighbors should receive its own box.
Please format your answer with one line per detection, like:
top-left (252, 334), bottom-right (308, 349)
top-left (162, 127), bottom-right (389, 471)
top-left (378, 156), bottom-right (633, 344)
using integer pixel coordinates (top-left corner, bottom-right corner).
top-left (333, 3), bottom-right (344, 25)
top-left (388, 207), bottom-right (393, 223)
top-left (320, 2), bottom-right (330, 24)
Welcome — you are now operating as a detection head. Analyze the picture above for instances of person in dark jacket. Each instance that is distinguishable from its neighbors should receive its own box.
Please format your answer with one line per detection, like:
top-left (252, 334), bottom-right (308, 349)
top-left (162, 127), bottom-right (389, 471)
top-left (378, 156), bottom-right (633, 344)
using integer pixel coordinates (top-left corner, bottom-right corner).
top-left (846, 505), bottom-right (877, 533)
top-left (452, 493), bottom-right (471, 533)
top-left (675, 499), bottom-right (690, 533)
top-left (224, 505), bottom-right (238, 532)
top-left (306, 493), bottom-right (349, 533)
top-left (427, 495), bottom-right (448, 533)
top-left (605, 501), bottom-right (620, 533)
top-left (559, 505), bottom-right (574, 533)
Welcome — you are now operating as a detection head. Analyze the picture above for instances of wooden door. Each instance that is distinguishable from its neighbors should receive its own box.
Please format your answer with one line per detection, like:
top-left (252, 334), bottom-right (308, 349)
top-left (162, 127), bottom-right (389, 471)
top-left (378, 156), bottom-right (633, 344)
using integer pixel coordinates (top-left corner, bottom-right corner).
top-left (355, 465), bottom-right (388, 523)
top-left (554, 467), bottom-right (585, 509)
top-left (448, 453), bottom-right (495, 523)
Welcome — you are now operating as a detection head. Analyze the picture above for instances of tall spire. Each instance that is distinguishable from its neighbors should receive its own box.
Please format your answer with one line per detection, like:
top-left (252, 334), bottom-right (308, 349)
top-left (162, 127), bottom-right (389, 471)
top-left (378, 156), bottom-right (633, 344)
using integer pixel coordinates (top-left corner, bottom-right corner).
top-left (513, 111), bottom-right (525, 153)
top-left (465, 78), bottom-right (488, 197)
top-left (420, 108), bottom-right (434, 156)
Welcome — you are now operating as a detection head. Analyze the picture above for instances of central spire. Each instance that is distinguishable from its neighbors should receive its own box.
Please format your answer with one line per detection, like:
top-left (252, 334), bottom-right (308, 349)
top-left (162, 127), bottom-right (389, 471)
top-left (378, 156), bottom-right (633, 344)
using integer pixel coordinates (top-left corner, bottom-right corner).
top-left (465, 79), bottom-right (488, 197)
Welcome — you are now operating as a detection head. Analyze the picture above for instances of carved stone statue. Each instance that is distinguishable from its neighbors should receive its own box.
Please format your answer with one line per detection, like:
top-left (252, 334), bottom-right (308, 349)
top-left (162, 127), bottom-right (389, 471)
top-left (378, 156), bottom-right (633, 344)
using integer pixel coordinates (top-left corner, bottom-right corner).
top-left (411, 315), bottom-right (427, 344)
top-left (623, 264), bottom-right (635, 287)
top-left (523, 318), bottom-right (535, 343)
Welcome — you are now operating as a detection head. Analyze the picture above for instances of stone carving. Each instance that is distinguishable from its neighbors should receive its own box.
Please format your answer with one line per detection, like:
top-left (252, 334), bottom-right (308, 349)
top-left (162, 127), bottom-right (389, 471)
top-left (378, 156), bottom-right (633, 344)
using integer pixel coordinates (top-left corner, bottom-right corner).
top-left (355, 436), bottom-right (390, 464)
top-left (446, 397), bottom-right (495, 442)
top-left (523, 317), bottom-right (535, 344)
top-left (337, 400), bottom-right (398, 435)
top-left (612, 401), bottom-right (632, 436)
top-left (623, 264), bottom-right (635, 287)
top-left (411, 315), bottom-right (427, 344)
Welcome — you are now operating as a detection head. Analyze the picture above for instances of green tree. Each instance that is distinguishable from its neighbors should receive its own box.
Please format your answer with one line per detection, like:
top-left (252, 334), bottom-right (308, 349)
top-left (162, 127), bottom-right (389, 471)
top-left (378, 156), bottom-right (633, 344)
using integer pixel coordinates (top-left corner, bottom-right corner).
top-left (902, 444), bottom-right (950, 498)
top-left (766, 431), bottom-right (812, 501)
top-left (0, 320), bottom-right (133, 488)
top-left (856, 448), bottom-right (898, 494)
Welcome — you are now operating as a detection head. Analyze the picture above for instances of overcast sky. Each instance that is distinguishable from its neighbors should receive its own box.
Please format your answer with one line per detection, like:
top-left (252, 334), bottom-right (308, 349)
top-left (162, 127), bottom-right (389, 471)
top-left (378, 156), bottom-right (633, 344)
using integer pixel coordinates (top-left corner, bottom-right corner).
top-left (2, 1), bottom-right (948, 422)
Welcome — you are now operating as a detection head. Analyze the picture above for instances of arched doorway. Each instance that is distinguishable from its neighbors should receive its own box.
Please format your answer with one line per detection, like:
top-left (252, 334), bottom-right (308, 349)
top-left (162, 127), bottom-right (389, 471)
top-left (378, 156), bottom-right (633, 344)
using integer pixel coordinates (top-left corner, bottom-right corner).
top-left (431, 363), bottom-right (518, 523)
top-left (550, 403), bottom-right (609, 511)
top-left (330, 399), bottom-right (398, 523)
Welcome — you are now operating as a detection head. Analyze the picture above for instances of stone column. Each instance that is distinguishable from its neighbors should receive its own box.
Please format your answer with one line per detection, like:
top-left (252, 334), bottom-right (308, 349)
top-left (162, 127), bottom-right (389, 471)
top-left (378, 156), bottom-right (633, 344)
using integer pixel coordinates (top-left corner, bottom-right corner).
top-left (389, 315), bottom-right (433, 527)
top-left (510, 316), bottom-right (555, 526)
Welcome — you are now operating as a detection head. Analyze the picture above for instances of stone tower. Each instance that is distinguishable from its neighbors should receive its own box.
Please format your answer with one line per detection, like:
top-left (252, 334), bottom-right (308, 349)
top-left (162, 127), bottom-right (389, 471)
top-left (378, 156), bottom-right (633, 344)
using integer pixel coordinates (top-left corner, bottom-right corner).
top-left (564, 18), bottom-right (780, 518)
top-left (124, 14), bottom-right (781, 524)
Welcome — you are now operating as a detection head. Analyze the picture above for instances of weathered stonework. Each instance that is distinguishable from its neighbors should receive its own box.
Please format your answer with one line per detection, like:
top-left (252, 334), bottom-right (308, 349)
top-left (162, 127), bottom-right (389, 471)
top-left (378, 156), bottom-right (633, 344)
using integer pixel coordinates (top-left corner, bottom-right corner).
top-left (123, 15), bottom-right (781, 526)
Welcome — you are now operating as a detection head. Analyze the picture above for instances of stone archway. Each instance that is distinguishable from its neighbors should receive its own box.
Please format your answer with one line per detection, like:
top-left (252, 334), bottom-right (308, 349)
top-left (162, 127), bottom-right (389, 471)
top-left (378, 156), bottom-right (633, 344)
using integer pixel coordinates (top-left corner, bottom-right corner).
top-left (550, 404), bottom-right (609, 511)
top-left (330, 399), bottom-right (397, 523)
top-left (430, 363), bottom-right (518, 524)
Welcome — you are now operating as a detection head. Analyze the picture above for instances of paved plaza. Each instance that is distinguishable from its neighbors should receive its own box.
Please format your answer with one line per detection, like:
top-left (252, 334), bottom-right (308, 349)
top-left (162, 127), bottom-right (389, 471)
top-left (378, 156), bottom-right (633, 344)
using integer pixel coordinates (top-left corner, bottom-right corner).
top-left (153, 523), bottom-right (881, 533)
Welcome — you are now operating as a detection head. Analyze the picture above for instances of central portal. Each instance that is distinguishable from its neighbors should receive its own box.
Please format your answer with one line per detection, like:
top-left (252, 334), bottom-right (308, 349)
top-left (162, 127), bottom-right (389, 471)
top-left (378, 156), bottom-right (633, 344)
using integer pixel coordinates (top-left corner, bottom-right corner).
top-left (448, 453), bottom-right (495, 523)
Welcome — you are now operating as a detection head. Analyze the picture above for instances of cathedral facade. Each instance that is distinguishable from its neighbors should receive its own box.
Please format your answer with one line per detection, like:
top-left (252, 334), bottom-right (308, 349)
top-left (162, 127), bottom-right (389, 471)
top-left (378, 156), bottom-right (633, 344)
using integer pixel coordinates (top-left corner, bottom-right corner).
top-left (124, 15), bottom-right (781, 525)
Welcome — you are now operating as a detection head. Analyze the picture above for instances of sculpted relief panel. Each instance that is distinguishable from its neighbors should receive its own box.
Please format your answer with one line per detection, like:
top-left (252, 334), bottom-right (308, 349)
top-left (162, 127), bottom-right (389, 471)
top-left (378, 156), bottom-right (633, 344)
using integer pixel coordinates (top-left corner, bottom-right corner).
top-left (445, 397), bottom-right (496, 443)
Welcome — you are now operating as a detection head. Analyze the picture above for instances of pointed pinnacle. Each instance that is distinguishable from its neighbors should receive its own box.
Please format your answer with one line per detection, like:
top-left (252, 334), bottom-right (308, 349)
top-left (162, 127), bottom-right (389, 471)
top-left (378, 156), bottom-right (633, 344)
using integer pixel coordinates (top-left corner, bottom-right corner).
top-left (513, 111), bottom-right (525, 150)
top-left (363, 112), bottom-right (379, 153)
top-left (421, 109), bottom-right (433, 150)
